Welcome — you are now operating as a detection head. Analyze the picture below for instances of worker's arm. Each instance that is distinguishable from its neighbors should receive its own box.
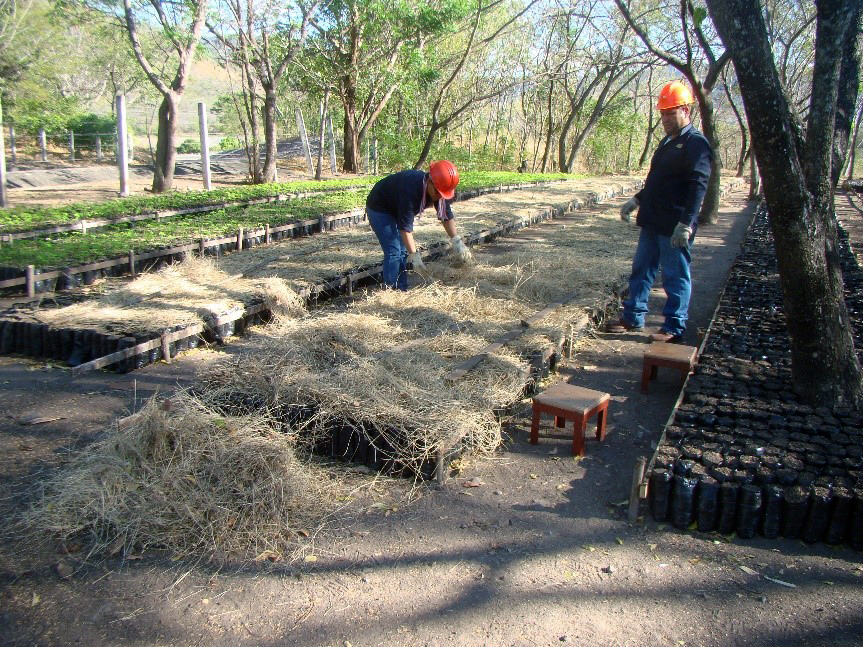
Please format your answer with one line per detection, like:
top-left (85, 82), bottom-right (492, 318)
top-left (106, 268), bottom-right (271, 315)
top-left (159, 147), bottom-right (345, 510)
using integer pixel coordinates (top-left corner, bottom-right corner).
top-left (400, 230), bottom-right (417, 253)
top-left (441, 213), bottom-right (473, 264)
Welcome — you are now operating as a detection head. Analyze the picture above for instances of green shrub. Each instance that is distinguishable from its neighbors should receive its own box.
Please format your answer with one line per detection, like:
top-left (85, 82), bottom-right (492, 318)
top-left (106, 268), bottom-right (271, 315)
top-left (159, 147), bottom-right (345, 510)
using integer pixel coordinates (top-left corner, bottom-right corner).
top-left (177, 138), bottom-right (202, 154)
top-left (217, 136), bottom-right (242, 151)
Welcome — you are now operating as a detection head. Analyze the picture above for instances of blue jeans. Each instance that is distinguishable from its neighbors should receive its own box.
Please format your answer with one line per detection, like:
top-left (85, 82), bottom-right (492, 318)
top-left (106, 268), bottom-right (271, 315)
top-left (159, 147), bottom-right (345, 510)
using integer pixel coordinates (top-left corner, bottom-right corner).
top-left (367, 208), bottom-right (408, 290)
top-left (621, 227), bottom-right (692, 336)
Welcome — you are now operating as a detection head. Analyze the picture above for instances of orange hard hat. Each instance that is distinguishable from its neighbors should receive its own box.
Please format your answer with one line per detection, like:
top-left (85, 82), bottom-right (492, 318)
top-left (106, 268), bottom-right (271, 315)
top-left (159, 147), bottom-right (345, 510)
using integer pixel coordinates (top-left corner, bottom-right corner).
top-left (657, 81), bottom-right (694, 110)
top-left (429, 160), bottom-right (459, 200)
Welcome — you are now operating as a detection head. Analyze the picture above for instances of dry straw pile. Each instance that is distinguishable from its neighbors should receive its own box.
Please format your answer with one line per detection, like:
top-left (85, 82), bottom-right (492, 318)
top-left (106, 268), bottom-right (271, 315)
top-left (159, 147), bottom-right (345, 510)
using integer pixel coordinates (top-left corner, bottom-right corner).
top-left (28, 396), bottom-right (338, 561)
top-left (32, 257), bottom-right (304, 334)
top-left (27, 184), bottom-right (639, 560)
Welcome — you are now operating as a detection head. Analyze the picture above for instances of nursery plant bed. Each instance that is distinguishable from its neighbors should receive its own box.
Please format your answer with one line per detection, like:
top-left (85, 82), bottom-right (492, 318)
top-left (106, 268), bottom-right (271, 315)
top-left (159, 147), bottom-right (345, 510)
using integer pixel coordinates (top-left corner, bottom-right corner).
top-left (643, 201), bottom-right (863, 548)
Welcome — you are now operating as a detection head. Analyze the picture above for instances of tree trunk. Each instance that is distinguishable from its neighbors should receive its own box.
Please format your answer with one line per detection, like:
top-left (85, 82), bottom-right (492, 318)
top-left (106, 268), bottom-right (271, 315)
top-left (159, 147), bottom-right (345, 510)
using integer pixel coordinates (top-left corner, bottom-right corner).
top-left (748, 150), bottom-right (760, 199)
top-left (540, 81), bottom-right (555, 172)
top-left (262, 87), bottom-right (279, 183)
top-left (152, 91), bottom-right (180, 193)
top-left (847, 100), bottom-right (863, 180)
top-left (343, 113), bottom-right (360, 173)
top-left (707, 0), bottom-right (863, 409)
top-left (831, 1), bottom-right (862, 188)
top-left (638, 115), bottom-right (659, 169)
top-left (697, 94), bottom-right (722, 224)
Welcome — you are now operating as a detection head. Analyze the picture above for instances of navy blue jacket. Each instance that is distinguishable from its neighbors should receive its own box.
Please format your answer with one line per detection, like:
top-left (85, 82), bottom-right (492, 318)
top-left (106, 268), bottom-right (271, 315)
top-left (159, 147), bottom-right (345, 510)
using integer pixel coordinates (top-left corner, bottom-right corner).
top-left (366, 170), bottom-right (454, 233)
top-left (635, 124), bottom-right (713, 237)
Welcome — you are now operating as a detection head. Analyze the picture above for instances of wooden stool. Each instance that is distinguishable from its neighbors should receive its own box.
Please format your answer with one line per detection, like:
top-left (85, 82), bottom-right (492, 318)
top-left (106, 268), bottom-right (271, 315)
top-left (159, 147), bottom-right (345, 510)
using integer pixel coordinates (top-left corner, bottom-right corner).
top-left (530, 383), bottom-right (610, 456)
top-left (641, 342), bottom-right (698, 393)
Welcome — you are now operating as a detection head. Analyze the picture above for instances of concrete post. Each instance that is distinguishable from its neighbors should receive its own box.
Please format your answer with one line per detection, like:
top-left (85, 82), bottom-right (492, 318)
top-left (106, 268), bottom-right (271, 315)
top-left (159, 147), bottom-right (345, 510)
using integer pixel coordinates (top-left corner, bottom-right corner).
top-left (116, 94), bottom-right (130, 197)
top-left (0, 99), bottom-right (7, 207)
top-left (198, 102), bottom-right (212, 190)
top-left (95, 134), bottom-right (103, 160)
top-left (315, 98), bottom-right (325, 180)
top-left (39, 129), bottom-right (47, 161)
top-left (295, 108), bottom-right (314, 174)
top-left (68, 131), bottom-right (75, 162)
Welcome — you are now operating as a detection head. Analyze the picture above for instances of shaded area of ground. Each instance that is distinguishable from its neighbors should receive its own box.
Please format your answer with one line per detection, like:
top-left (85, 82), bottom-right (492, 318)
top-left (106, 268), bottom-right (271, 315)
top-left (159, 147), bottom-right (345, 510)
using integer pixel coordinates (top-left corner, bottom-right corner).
top-left (0, 186), bottom-right (862, 647)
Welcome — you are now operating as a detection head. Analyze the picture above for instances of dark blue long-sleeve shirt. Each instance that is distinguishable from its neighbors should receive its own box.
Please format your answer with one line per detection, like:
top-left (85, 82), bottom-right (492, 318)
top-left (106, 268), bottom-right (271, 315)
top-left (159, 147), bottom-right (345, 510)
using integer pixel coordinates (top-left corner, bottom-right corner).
top-left (635, 124), bottom-right (713, 237)
top-left (365, 170), bottom-right (454, 233)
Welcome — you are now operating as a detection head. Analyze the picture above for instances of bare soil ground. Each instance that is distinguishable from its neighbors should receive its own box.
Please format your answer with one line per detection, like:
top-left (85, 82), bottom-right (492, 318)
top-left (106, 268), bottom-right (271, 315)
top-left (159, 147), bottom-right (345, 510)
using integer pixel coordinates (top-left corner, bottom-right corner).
top-left (0, 184), bottom-right (862, 647)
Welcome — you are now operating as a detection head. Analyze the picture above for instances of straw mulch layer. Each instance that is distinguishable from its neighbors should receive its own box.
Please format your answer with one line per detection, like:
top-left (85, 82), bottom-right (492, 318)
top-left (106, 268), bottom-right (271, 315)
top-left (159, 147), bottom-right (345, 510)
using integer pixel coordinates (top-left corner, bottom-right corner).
top-left (17, 257), bottom-right (305, 335)
top-left (27, 396), bottom-right (340, 561)
top-left (24, 184), bottom-right (646, 559)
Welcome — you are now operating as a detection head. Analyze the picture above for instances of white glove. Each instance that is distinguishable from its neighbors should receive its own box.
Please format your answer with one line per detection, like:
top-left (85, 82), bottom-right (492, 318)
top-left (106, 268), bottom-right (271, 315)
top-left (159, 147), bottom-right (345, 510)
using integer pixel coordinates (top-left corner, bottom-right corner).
top-left (450, 235), bottom-right (474, 264)
top-left (620, 197), bottom-right (639, 222)
top-left (671, 223), bottom-right (693, 248)
top-left (408, 250), bottom-right (426, 271)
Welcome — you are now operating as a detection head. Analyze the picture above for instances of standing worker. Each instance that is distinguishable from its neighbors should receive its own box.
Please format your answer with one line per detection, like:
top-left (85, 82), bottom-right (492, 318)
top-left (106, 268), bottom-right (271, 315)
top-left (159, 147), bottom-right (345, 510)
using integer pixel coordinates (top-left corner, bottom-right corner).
top-left (608, 80), bottom-right (713, 343)
top-left (365, 160), bottom-right (473, 291)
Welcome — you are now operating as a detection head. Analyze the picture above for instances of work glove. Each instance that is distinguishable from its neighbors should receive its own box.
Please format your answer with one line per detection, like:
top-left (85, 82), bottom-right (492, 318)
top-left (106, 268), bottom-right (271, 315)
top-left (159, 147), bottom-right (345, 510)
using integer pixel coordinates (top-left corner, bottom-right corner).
top-left (408, 250), bottom-right (426, 271)
top-left (450, 235), bottom-right (474, 265)
top-left (670, 222), bottom-right (693, 248)
top-left (620, 197), bottom-right (639, 222)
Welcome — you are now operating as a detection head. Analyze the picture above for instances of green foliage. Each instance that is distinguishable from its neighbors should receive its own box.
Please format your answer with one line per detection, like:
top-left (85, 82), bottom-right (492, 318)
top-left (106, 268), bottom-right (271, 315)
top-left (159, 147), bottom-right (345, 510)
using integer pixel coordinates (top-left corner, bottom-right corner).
top-left (66, 113), bottom-right (116, 148)
top-left (176, 138), bottom-right (202, 154)
top-left (584, 101), bottom-right (646, 172)
top-left (8, 95), bottom-right (81, 134)
top-left (0, 172), bottom-right (569, 269)
top-left (217, 136), bottom-right (243, 151)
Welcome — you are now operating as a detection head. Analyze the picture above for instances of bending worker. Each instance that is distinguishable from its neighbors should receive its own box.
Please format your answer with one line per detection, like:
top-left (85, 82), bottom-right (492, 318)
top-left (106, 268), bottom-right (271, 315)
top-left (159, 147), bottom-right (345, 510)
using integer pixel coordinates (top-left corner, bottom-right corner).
top-left (609, 80), bottom-right (713, 343)
top-left (365, 160), bottom-right (472, 290)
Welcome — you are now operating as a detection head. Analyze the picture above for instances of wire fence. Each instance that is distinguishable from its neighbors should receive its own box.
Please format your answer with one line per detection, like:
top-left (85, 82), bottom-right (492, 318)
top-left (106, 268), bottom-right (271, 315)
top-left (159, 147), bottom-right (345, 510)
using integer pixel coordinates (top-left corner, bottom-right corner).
top-left (1, 127), bottom-right (133, 164)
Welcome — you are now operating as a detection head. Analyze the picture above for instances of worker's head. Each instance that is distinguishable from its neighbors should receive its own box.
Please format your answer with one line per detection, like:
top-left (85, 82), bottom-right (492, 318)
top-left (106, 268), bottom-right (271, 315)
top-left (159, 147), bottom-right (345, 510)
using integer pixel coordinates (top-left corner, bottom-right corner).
top-left (657, 81), bottom-right (694, 136)
top-left (429, 160), bottom-right (459, 200)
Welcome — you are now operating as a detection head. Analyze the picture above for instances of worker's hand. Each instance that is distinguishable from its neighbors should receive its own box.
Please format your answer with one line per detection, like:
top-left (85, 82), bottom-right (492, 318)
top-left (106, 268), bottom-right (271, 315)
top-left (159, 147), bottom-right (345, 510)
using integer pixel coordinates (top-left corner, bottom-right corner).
top-left (670, 223), bottom-right (693, 248)
top-left (450, 235), bottom-right (474, 265)
top-left (408, 251), bottom-right (426, 271)
top-left (620, 197), bottom-right (639, 222)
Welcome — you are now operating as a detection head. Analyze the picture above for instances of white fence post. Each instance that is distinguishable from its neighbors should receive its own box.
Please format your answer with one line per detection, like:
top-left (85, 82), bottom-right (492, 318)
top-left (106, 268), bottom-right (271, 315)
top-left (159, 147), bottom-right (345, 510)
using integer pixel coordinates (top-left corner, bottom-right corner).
top-left (39, 128), bottom-right (47, 161)
top-left (198, 101), bottom-right (212, 190)
top-left (68, 131), bottom-right (75, 162)
top-left (0, 99), bottom-right (7, 207)
top-left (95, 134), bottom-right (102, 160)
top-left (295, 108), bottom-right (314, 174)
top-left (116, 95), bottom-right (130, 197)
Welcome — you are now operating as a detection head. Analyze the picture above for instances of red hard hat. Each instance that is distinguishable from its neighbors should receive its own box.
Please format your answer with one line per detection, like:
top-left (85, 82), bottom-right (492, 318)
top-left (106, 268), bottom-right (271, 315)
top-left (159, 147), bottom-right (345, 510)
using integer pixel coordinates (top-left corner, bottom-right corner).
top-left (429, 160), bottom-right (459, 200)
top-left (657, 80), bottom-right (694, 110)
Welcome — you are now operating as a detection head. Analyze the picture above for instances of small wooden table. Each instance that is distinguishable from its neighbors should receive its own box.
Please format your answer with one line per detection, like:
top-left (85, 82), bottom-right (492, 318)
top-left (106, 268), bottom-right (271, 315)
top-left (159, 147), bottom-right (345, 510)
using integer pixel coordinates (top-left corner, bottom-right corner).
top-left (641, 342), bottom-right (698, 393)
top-left (530, 382), bottom-right (610, 456)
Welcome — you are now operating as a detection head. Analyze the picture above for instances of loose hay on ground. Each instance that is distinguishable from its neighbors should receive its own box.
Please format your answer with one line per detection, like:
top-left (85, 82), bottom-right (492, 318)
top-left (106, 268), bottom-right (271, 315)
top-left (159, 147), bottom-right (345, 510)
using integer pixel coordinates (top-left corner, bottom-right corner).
top-left (197, 307), bottom-right (530, 476)
top-left (31, 256), bottom-right (304, 334)
top-left (27, 396), bottom-right (338, 561)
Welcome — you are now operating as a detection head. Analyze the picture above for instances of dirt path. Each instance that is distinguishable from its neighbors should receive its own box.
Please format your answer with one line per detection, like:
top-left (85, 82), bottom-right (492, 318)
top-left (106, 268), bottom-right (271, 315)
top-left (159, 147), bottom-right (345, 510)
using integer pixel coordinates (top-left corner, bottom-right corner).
top-left (1, 186), bottom-right (862, 647)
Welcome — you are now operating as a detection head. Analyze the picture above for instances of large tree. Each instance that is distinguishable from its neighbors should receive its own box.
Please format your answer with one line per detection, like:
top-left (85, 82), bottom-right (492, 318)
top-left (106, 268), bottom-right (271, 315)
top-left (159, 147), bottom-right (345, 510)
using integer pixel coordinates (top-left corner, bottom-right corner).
top-left (119, 0), bottom-right (208, 193)
top-left (309, 0), bottom-right (468, 173)
top-left (706, 0), bottom-right (863, 408)
top-left (208, 0), bottom-right (318, 183)
top-left (411, 0), bottom-right (540, 169)
top-left (615, 0), bottom-right (730, 224)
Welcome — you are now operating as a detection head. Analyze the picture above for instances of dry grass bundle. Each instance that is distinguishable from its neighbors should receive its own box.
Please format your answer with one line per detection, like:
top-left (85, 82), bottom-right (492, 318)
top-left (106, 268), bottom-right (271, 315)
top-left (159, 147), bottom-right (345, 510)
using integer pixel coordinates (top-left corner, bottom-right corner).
top-left (28, 396), bottom-right (339, 560)
top-left (197, 307), bottom-right (529, 476)
top-left (255, 277), bottom-right (307, 321)
top-left (33, 256), bottom-right (306, 334)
